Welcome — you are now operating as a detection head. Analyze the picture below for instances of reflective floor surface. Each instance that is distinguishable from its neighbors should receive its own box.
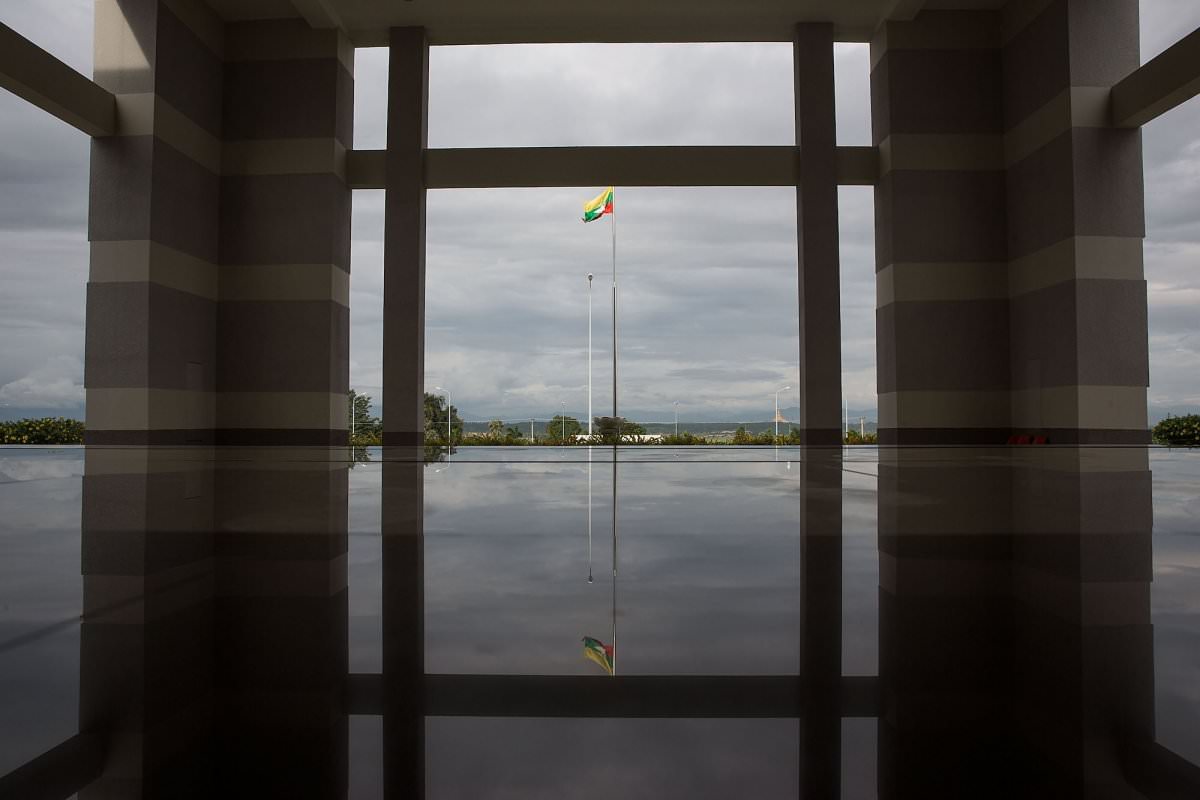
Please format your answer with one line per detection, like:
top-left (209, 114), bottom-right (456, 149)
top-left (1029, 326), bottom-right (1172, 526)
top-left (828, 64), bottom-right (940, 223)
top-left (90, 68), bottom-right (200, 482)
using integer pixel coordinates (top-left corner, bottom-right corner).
top-left (0, 445), bottom-right (1198, 798)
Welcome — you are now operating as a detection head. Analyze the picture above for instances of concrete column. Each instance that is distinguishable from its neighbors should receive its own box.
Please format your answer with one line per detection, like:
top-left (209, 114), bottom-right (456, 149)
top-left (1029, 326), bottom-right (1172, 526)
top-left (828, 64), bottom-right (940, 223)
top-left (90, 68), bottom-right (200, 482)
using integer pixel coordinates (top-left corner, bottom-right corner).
top-left (382, 28), bottom-right (429, 447)
top-left (85, 0), bottom-right (224, 445)
top-left (1002, 0), bottom-right (1148, 444)
top-left (218, 20), bottom-right (354, 445)
top-left (872, 4), bottom-right (1148, 445)
top-left (871, 11), bottom-right (1009, 445)
top-left (794, 24), bottom-right (843, 446)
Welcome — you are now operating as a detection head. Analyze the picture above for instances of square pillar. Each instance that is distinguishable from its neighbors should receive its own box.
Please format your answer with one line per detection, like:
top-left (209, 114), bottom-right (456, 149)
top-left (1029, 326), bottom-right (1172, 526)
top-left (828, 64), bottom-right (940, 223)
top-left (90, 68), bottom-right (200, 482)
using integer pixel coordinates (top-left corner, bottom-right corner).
top-left (382, 28), bottom-right (429, 447)
top-left (794, 23), bottom-right (843, 446)
top-left (218, 20), bottom-right (354, 445)
top-left (872, 4), bottom-right (1149, 445)
top-left (85, 0), bottom-right (223, 445)
top-left (1002, 0), bottom-right (1148, 444)
top-left (871, 11), bottom-right (1009, 445)
top-left (85, 4), bottom-right (354, 447)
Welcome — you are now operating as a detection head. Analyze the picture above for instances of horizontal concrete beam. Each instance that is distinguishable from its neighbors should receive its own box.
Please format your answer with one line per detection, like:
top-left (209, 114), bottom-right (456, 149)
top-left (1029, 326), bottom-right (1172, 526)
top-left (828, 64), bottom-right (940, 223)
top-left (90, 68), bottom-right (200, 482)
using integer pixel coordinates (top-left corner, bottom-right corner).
top-left (345, 673), bottom-right (880, 718)
top-left (1112, 27), bottom-right (1200, 128)
top-left (0, 22), bottom-right (116, 136)
top-left (346, 145), bottom-right (878, 189)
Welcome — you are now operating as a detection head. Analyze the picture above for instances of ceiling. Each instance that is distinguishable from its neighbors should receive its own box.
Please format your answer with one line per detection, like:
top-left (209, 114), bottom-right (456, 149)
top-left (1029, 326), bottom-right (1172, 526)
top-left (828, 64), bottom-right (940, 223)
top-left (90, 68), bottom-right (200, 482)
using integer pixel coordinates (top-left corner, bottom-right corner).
top-left (202, 0), bottom-right (954, 45)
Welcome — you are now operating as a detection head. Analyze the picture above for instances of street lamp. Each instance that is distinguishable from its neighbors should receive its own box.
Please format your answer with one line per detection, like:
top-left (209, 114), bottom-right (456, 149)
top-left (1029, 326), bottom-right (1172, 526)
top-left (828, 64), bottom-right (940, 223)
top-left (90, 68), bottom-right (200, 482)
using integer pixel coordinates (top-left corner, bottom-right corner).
top-left (434, 386), bottom-right (450, 446)
top-left (774, 386), bottom-right (791, 441)
top-left (561, 399), bottom-right (567, 442)
top-left (673, 400), bottom-right (679, 438)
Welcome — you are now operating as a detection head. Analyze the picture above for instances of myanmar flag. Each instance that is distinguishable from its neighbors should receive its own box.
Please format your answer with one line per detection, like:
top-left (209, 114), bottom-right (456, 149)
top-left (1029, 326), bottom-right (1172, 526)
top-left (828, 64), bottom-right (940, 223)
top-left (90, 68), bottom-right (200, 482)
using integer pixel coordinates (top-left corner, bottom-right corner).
top-left (582, 635), bottom-right (614, 675)
top-left (582, 186), bottom-right (614, 223)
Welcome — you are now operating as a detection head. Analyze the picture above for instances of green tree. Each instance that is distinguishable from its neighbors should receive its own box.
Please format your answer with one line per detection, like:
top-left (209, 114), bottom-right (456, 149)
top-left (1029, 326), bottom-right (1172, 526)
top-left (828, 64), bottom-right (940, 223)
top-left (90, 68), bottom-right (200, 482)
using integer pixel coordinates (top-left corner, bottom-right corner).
top-left (347, 390), bottom-right (382, 446)
top-left (1153, 414), bottom-right (1200, 446)
top-left (423, 392), bottom-right (463, 444)
top-left (732, 426), bottom-right (751, 444)
top-left (593, 416), bottom-right (645, 444)
top-left (487, 419), bottom-right (505, 441)
top-left (544, 415), bottom-right (582, 443)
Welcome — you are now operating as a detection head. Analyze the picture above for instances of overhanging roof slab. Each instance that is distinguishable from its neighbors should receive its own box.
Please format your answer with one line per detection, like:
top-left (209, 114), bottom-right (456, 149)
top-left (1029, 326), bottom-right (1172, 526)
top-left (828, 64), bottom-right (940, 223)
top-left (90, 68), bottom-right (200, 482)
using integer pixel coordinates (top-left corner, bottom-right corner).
top-left (204, 0), bottom-right (932, 44)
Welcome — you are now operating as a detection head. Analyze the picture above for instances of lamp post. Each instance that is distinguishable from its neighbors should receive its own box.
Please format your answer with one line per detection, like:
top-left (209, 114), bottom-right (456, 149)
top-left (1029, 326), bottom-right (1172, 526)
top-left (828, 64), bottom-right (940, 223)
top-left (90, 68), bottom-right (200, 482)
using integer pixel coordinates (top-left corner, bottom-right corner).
top-left (561, 400), bottom-right (567, 442)
top-left (434, 386), bottom-right (450, 446)
top-left (673, 401), bottom-right (679, 438)
top-left (774, 385), bottom-right (791, 441)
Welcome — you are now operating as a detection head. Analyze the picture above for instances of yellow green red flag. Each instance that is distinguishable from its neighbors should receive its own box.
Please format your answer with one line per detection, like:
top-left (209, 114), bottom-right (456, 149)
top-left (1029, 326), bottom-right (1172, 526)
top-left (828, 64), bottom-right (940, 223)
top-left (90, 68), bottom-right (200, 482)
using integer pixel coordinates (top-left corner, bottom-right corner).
top-left (582, 186), bottom-right (614, 223)
top-left (582, 635), bottom-right (614, 675)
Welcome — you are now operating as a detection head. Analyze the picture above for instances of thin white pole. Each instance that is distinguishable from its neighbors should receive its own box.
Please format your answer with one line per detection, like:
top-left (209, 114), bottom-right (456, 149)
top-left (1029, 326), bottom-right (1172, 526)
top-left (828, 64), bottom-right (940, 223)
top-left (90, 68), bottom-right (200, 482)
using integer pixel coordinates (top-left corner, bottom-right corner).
top-left (674, 401), bottom-right (679, 438)
top-left (445, 389), bottom-right (451, 445)
top-left (611, 188), bottom-right (618, 433)
top-left (587, 273), bottom-right (593, 436)
top-left (774, 385), bottom-right (791, 442)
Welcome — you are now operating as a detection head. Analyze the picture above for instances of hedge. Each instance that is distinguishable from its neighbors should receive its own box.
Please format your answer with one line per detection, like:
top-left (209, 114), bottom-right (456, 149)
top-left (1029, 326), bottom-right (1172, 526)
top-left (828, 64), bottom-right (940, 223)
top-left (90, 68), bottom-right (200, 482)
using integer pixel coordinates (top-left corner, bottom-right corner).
top-left (1153, 414), bottom-right (1200, 447)
top-left (0, 417), bottom-right (85, 445)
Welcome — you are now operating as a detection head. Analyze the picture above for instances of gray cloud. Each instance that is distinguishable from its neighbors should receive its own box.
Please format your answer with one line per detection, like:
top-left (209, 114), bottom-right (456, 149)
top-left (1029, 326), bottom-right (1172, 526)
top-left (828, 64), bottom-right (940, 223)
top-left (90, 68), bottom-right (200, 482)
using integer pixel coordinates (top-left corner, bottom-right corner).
top-left (0, 5), bottom-right (1198, 422)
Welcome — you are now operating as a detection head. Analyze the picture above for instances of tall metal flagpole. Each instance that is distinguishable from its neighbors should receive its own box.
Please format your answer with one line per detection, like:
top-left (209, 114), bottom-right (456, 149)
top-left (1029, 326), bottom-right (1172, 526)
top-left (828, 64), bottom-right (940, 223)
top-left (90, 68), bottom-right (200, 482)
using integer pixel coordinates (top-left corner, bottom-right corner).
top-left (611, 188), bottom-right (618, 430)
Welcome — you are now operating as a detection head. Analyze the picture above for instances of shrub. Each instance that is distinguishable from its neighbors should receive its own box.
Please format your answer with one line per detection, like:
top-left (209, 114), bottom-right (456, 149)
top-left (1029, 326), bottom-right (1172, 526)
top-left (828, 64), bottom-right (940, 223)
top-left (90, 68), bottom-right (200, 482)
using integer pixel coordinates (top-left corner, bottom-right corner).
top-left (1153, 414), bottom-right (1200, 447)
top-left (0, 417), bottom-right (85, 445)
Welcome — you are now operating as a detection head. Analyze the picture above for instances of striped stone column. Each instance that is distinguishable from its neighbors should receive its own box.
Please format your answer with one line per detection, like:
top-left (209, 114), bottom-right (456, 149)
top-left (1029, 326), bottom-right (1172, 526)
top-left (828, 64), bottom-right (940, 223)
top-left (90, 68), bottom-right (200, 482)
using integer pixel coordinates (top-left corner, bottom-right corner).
top-left (795, 23), bottom-right (843, 446)
top-left (871, 10), bottom-right (1010, 445)
top-left (382, 28), bottom-right (429, 448)
top-left (85, 0), bottom-right (224, 445)
top-left (218, 20), bottom-right (353, 446)
top-left (1002, 0), bottom-right (1148, 444)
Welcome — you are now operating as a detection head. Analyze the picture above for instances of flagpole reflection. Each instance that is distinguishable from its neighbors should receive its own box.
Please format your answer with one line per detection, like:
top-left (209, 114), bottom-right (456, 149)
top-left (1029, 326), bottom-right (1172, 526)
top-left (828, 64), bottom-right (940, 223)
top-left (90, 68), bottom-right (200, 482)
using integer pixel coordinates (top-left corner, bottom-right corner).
top-left (611, 444), bottom-right (618, 677)
top-left (587, 446), bottom-right (593, 584)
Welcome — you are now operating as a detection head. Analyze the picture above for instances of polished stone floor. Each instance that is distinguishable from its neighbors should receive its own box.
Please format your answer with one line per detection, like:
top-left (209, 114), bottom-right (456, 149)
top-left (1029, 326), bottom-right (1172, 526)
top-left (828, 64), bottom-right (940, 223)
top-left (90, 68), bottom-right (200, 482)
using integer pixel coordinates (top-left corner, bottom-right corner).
top-left (0, 445), bottom-right (1197, 798)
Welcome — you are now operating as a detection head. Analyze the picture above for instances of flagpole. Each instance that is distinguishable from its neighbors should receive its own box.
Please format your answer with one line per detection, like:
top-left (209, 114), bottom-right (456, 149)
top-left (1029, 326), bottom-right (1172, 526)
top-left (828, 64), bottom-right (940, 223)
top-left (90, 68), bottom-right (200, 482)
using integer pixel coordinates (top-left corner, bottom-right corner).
top-left (611, 187), bottom-right (618, 432)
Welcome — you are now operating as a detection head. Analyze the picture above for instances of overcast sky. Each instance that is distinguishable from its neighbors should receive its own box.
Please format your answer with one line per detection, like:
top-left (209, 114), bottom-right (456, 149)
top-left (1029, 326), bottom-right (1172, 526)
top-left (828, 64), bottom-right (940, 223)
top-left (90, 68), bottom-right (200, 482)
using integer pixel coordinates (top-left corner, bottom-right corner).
top-left (0, 1), bottom-right (1198, 422)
